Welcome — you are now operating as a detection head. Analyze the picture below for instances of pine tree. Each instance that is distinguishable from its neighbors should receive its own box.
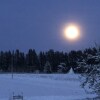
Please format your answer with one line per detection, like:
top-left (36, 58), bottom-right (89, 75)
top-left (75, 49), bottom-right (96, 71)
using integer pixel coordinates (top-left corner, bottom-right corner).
top-left (26, 49), bottom-right (40, 72)
top-left (39, 52), bottom-right (46, 72)
top-left (44, 61), bottom-right (52, 73)
top-left (80, 46), bottom-right (100, 95)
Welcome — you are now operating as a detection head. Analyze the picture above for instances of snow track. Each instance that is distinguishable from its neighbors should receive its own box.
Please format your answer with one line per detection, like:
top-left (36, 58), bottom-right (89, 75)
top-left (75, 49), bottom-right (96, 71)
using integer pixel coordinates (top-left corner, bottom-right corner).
top-left (0, 74), bottom-right (96, 100)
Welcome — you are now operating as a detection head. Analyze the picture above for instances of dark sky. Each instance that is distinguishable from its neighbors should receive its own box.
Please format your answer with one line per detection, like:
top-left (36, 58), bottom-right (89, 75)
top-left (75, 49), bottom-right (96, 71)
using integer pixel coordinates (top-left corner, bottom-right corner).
top-left (0, 0), bottom-right (100, 52)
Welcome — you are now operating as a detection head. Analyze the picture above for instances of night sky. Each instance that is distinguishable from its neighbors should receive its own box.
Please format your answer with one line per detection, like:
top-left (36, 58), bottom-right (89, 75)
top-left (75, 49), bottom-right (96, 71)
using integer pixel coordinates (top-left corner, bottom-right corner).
top-left (0, 0), bottom-right (100, 52)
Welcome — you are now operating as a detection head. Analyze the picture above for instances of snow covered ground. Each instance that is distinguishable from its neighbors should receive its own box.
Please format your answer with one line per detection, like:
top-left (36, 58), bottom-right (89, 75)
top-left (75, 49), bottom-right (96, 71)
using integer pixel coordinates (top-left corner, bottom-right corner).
top-left (0, 72), bottom-right (96, 100)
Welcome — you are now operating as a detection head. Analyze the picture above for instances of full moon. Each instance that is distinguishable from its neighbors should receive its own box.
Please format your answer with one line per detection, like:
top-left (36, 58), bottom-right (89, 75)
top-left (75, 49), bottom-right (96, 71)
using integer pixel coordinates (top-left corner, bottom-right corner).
top-left (64, 24), bottom-right (80, 41)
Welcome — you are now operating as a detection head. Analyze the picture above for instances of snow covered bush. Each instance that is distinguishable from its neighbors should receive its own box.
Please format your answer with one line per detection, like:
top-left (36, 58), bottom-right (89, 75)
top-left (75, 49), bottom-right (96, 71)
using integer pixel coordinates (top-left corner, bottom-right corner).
top-left (80, 47), bottom-right (100, 95)
top-left (57, 63), bottom-right (66, 73)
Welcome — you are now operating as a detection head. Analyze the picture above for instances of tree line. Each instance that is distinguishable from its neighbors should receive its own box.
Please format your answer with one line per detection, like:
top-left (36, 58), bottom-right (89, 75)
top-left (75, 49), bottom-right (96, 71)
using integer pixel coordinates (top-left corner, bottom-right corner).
top-left (0, 47), bottom-right (99, 73)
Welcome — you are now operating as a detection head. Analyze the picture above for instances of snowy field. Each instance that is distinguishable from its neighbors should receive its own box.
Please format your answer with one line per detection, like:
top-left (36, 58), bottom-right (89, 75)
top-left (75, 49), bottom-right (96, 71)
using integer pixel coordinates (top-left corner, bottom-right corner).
top-left (0, 72), bottom-right (96, 100)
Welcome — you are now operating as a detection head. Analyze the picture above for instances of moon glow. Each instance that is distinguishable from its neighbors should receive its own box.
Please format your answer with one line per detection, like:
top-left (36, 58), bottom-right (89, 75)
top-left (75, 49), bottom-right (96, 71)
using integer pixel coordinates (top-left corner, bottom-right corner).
top-left (64, 24), bottom-right (80, 41)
